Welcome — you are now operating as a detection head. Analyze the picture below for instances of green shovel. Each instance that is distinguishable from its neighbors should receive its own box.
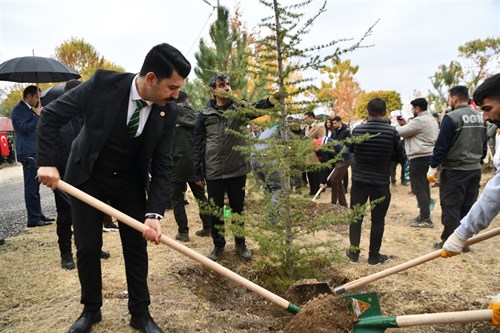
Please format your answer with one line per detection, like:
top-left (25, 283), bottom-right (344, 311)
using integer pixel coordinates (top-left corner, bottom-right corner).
top-left (343, 292), bottom-right (493, 333)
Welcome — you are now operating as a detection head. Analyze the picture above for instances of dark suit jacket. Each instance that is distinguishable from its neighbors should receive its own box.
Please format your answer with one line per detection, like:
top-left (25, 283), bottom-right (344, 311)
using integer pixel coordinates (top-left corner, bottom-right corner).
top-left (11, 100), bottom-right (39, 160)
top-left (37, 70), bottom-right (177, 215)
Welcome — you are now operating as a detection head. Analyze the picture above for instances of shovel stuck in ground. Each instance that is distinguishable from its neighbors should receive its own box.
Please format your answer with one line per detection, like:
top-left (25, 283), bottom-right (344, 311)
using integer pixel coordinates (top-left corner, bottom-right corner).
top-left (57, 180), bottom-right (300, 315)
top-left (289, 226), bottom-right (500, 301)
top-left (343, 292), bottom-right (494, 333)
top-left (334, 226), bottom-right (500, 294)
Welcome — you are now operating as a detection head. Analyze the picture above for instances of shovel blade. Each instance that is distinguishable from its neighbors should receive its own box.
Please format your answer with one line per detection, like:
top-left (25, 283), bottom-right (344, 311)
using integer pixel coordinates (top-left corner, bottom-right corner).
top-left (286, 280), bottom-right (333, 305)
top-left (342, 292), bottom-right (398, 333)
top-left (342, 292), bottom-right (382, 319)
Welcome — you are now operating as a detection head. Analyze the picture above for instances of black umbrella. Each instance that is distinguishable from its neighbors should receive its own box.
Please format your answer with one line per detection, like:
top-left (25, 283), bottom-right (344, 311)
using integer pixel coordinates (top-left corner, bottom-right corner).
top-left (0, 56), bottom-right (80, 83)
top-left (41, 84), bottom-right (65, 107)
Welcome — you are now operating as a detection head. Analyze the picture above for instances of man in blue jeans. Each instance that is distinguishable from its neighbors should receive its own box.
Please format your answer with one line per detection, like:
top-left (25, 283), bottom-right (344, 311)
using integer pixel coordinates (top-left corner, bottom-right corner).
top-left (11, 85), bottom-right (53, 228)
top-left (346, 98), bottom-right (407, 265)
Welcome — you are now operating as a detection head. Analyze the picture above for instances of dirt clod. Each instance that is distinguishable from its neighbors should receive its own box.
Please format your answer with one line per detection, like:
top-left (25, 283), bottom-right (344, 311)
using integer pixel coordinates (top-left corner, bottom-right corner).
top-left (284, 294), bottom-right (357, 333)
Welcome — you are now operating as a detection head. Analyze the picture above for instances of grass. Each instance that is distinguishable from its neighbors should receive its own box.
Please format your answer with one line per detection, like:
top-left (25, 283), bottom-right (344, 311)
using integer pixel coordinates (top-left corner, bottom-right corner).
top-left (1, 169), bottom-right (500, 332)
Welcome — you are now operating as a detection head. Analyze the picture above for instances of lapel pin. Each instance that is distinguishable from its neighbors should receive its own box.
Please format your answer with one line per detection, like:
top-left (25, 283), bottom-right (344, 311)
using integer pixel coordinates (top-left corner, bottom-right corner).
top-left (160, 111), bottom-right (165, 117)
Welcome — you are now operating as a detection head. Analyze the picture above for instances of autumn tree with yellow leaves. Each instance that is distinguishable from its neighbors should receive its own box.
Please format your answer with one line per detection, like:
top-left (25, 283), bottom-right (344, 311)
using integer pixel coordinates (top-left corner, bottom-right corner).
top-left (313, 59), bottom-right (364, 123)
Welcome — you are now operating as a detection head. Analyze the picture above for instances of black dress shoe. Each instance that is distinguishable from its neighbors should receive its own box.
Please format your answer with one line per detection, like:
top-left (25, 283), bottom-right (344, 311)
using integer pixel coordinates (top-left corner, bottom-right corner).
top-left (41, 215), bottom-right (55, 222)
top-left (69, 310), bottom-right (102, 333)
top-left (27, 219), bottom-right (52, 228)
top-left (130, 313), bottom-right (164, 333)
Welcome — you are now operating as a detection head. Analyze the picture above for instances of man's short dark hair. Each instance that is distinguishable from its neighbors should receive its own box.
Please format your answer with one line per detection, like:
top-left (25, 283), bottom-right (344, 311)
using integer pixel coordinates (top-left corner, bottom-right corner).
top-left (208, 73), bottom-right (229, 89)
top-left (473, 73), bottom-right (500, 107)
top-left (175, 90), bottom-right (188, 103)
top-left (23, 85), bottom-right (40, 98)
top-left (332, 116), bottom-right (342, 122)
top-left (304, 111), bottom-right (315, 119)
top-left (140, 43), bottom-right (191, 80)
top-left (410, 98), bottom-right (428, 111)
top-left (449, 85), bottom-right (469, 102)
top-left (64, 79), bottom-right (81, 93)
top-left (367, 98), bottom-right (387, 116)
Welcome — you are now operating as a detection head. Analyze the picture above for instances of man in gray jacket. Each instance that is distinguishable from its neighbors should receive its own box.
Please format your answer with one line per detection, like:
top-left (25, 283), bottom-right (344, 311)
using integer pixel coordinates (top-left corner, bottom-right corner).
top-left (397, 98), bottom-right (439, 227)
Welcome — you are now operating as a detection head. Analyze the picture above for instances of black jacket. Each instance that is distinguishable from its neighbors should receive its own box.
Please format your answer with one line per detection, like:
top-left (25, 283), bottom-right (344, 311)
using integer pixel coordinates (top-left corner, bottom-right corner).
top-left (315, 137), bottom-right (352, 184)
top-left (331, 123), bottom-right (351, 141)
top-left (351, 118), bottom-right (406, 186)
top-left (37, 70), bottom-right (177, 216)
top-left (172, 103), bottom-right (198, 182)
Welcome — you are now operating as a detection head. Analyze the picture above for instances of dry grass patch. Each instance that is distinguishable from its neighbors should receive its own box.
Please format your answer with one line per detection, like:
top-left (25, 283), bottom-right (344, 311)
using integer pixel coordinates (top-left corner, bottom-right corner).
top-left (1, 170), bottom-right (500, 332)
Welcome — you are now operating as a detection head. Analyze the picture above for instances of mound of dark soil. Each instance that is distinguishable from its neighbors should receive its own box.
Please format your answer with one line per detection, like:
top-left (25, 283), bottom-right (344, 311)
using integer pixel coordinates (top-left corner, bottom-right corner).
top-left (284, 294), bottom-right (356, 333)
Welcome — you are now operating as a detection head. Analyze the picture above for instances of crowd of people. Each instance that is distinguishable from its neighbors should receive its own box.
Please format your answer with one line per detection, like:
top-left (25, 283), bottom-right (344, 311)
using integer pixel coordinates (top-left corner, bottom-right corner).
top-left (3, 38), bottom-right (499, 332)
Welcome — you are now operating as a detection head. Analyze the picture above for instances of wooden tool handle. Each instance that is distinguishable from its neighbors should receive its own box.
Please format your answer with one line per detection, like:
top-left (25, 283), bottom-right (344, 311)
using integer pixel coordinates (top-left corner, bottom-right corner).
top-left (57, 180), bottom-right (299, 314)
top-left (311, 167), bottom-right (335, 201)
top-left (396, 309), bottom-right (492, 327)
top-left (311, 187), bottom-right (323, 201)
top-left (334, 226), bottom-right (500, 294)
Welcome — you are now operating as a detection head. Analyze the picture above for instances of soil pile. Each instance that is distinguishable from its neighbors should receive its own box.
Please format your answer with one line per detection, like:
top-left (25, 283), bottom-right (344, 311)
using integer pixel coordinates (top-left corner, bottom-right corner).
top-left (284, 294), bottom-right (357, 333)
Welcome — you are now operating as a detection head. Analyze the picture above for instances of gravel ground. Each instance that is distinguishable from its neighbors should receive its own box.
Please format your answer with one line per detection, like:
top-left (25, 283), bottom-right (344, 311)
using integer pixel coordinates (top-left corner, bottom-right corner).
top-left (0, 164), bottom-right (57, 240)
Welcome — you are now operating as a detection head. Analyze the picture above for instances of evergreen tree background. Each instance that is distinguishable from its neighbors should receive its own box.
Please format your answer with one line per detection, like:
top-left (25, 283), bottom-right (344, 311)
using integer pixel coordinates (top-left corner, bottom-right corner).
top-left (216, 0), bottom-right (377, 291)
top-left (186, 5), bottom-right (270, 111)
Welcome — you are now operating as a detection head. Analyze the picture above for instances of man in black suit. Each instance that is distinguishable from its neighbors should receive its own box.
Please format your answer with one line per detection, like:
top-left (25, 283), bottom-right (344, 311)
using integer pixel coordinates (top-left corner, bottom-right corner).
top-left (37, 43), bottom-right (191, 333)
top-left (11, 85), bottom-right (53, 227)
top-left (41, 79), bottom-right (83, 270)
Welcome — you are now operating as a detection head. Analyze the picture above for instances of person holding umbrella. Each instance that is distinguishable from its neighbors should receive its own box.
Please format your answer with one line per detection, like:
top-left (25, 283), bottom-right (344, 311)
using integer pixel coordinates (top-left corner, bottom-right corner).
top-left (11, 85), bottom-right (54, 227)
top-left (0, 55), bottom-right (80, 228)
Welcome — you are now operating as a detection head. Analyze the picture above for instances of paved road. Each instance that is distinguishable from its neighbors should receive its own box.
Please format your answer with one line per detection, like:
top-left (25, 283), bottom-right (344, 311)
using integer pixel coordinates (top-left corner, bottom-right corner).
top-left (0, 164), bottom-right (56, 240)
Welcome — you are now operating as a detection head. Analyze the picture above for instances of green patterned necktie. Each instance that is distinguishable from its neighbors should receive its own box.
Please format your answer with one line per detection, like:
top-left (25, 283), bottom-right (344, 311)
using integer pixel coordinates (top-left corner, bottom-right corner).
top-left (128, 99), bottom-right (147, 137)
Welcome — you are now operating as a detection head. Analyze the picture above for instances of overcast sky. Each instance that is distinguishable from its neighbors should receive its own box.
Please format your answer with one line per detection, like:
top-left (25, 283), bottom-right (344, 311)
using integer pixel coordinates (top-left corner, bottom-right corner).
top-left (0, 0), bottom-right (498, 109)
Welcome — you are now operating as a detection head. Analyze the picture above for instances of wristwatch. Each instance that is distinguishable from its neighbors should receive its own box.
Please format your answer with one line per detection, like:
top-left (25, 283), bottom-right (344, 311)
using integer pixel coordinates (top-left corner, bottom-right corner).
top-left (145, 213), bottom-right (162, 220)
